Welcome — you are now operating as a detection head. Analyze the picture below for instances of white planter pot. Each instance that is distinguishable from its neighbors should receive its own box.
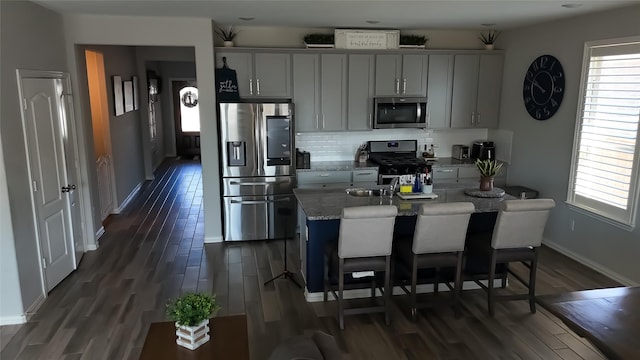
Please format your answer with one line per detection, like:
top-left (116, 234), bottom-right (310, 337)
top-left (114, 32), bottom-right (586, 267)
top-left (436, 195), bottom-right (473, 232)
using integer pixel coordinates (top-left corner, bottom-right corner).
top-left (484, 44), bottom-right (495, 50)
top-left (223, 41), bottom-right (234, 47)
top-left (175, 319), bottom-right (210, 350)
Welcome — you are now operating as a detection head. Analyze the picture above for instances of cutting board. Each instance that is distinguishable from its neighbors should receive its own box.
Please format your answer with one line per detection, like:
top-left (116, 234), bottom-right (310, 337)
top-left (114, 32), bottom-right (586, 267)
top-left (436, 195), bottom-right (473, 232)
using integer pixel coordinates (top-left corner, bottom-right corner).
top-left (397, 192), bottom-right (438, 200)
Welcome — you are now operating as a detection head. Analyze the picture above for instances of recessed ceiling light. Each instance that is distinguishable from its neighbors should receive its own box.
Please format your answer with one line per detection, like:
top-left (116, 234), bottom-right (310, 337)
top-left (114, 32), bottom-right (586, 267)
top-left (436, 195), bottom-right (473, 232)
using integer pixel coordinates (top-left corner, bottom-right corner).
top-left (481, 23), bottom-right (496, 27)
top-left (239, 17), bottom-right (255, 21)
top-left (366, 20), bottom-right (380, 24)
top-left (561, 3), bottom-right (583, 9)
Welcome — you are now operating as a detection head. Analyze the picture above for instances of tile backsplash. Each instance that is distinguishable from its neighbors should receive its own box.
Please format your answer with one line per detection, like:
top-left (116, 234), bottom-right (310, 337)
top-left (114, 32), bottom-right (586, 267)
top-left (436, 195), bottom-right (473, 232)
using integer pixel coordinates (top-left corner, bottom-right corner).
top-left (296, 128), bottom-right (507, 162)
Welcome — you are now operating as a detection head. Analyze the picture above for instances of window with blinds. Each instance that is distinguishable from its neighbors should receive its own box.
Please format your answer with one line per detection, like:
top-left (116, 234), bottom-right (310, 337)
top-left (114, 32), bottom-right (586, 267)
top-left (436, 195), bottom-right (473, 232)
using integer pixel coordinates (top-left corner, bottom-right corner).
top-left (568, 37), bottom-right (640, 229)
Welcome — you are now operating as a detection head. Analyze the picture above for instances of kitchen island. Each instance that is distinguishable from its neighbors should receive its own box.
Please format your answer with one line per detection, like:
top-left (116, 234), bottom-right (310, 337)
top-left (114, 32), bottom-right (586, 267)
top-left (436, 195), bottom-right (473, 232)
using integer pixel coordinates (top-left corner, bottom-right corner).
top-left (294, 185), bottom-right (516, 300)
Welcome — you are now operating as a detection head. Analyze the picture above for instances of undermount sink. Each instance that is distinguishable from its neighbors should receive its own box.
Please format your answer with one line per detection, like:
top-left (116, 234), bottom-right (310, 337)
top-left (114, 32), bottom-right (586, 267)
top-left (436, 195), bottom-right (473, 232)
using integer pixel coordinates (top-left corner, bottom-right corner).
top-left (345, 188), bottom-right (383, 197)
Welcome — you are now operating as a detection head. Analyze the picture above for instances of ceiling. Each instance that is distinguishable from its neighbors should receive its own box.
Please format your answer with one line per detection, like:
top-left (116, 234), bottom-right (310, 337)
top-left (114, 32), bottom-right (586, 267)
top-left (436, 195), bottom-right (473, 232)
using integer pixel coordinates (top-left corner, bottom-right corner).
top-left (33, 0), bottom-right (638, 30)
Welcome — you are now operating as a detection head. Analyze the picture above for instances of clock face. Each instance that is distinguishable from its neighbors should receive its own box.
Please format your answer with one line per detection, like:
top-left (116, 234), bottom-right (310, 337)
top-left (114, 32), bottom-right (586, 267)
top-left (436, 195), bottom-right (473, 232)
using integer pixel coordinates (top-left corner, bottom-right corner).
top-left (523, 55), bottom-right (565, 120)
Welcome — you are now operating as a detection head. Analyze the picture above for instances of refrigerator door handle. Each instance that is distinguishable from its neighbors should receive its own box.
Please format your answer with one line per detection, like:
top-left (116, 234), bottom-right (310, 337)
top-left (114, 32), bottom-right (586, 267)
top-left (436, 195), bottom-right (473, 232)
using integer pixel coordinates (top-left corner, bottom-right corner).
top-left (229, 180), bottom-right (289, 186)
top-left (230, 197), bottom-right (290, 205)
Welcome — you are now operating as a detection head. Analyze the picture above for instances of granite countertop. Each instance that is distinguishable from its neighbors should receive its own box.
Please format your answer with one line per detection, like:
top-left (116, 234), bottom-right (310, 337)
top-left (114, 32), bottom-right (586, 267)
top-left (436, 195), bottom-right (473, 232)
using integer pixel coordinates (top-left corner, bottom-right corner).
top-left (294, 184), bottom-right (516, 220)
top-left (296, 160), bottom-right (379, 172)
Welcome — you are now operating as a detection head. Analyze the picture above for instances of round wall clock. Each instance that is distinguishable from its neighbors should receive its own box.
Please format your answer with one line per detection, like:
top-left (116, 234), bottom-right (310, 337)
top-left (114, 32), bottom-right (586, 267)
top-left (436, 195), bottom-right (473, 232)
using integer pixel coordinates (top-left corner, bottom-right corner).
top-left (522, 55), bottom-right (565, 120)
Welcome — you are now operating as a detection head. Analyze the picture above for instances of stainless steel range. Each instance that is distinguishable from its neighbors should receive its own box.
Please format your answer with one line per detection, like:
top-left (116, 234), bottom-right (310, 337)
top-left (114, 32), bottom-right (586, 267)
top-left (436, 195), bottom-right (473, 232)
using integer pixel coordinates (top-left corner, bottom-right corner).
top-left (367, 140), bottom-right (430, 185)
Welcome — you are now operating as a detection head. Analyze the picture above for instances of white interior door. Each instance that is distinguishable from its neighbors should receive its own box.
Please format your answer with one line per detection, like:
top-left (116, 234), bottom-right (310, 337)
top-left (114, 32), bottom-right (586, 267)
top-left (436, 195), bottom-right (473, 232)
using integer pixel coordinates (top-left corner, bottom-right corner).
top-left (21, 77), bottom-right (76, 292)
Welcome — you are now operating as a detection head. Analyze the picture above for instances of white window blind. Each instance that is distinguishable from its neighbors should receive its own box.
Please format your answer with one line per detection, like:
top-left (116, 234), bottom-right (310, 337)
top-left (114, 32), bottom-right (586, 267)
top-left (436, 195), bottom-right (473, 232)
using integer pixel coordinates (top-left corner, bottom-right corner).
top-left (568, 37), bottom-right (640, 228)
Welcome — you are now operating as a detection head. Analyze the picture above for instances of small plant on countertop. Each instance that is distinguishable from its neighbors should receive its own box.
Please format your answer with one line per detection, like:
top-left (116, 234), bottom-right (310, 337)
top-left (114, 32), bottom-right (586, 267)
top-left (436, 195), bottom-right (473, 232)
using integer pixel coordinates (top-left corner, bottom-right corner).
top-left (475, 159), bottom-right (503, 178)
top-left (400, 34), bottom-right (428, 46)
top-left (479, 30), bottom-right (501, 45)
top-left (216, 26), bottom-right (238, 42)
top-left (166, 292), bottom-right (221, 327)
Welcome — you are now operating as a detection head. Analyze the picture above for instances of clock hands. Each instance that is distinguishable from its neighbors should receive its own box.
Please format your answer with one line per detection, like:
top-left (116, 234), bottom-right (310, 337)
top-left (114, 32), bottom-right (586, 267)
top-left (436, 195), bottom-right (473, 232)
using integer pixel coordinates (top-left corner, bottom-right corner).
top-left (532, 80), bottom-right (546, 93)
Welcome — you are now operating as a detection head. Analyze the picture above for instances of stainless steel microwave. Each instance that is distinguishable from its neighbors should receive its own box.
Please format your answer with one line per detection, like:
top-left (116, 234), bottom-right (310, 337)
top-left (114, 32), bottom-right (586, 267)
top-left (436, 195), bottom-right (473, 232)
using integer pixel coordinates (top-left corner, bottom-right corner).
top-left (373, 97), bottom-right (428, 129)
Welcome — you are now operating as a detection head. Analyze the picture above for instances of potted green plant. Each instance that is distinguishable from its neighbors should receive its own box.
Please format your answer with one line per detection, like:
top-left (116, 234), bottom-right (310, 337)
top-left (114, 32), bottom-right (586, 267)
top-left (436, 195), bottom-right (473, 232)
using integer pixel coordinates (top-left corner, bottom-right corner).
top-left (479, 30), bottom-right (501, 50)
top-left (475, 159), bottom-right (503, 191)
top-left (166, 292), bottom-right (221, 350)
top-left (303, 33), bottom-right (335, 48)
top-left (400, 34), bottom-right (428, 48)
top-left (216, 26), bottom-right (238, 47)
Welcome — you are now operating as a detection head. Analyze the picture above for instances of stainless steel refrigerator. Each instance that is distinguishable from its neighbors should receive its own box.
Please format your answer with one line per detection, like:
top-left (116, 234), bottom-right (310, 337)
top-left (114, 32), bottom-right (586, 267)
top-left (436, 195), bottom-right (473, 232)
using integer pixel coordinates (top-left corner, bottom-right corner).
top-left (219, 103), bottom-right (295, 241)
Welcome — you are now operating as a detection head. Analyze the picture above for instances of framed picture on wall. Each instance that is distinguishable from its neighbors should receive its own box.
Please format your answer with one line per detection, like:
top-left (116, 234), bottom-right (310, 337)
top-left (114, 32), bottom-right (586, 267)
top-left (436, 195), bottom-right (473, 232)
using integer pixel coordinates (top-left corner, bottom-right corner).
top-left (124, 80), bottom-right (134, 112)
top-left (132, 76), bottom-right (140, 110)
top-left (112, 75), bottom-right (124, 116)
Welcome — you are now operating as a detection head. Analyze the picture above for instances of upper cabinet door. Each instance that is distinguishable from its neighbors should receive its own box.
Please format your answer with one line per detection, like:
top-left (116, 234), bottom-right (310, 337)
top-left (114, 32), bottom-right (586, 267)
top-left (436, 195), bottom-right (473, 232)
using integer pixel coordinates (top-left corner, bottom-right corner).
top-left (293, 54), bottom-right (320, 132)
top-left (426, 55), bottom-right (453, 129)
top-left (375, 55), bottom-right (402, 96)
top-left (320, 54), bottom-right (347, 131)
top-left (347, 54), bottom-right (375, 130)
top-left (476, 54), bottom-right (504, 129)
top-left (450, 55), bottom-right (480, 128)
top-left (401, 54), bottom-right (428, 96)
top-left (254, 53), bottom-right (291, 98)
top-left (216, 51), bottom-right (252, 98)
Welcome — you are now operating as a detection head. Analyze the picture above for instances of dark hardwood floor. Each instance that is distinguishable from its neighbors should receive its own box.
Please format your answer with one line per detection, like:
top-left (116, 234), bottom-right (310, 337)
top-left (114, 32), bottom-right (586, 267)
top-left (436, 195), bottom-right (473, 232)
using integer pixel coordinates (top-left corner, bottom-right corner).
top-left (0, 158), bottom-right (620, 359)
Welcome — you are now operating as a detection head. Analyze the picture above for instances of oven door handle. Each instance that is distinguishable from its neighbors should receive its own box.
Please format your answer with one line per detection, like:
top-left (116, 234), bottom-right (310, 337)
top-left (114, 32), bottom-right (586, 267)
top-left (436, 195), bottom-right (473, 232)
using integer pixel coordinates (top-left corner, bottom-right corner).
top-left (230, 197), bottom-right (290, 205)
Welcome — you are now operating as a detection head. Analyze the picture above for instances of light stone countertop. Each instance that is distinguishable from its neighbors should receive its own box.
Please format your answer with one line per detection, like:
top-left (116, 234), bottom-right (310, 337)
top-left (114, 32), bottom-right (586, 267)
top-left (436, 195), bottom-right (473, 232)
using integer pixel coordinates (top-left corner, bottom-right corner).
top-left (294, 183), bottom-right (516, 220)
top-left (296, 160), bottom-right (379, 172)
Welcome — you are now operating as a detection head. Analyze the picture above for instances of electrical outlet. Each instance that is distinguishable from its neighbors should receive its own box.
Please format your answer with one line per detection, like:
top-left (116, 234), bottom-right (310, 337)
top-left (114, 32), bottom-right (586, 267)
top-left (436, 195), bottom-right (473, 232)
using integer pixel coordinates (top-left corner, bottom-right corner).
top-left (570, 220), bottom-right (575, 232)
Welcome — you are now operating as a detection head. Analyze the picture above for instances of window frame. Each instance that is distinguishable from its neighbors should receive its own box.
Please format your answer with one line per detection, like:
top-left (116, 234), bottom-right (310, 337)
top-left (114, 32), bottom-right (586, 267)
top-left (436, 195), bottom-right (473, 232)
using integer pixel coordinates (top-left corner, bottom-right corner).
top-left (566, 35), bottom-right (640, 231)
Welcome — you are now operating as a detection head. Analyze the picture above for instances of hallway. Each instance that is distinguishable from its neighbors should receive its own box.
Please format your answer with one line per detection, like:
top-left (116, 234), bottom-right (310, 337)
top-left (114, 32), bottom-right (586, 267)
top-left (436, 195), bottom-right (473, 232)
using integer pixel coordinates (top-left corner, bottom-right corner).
top-left (1, 158), bottom-right (618, 359)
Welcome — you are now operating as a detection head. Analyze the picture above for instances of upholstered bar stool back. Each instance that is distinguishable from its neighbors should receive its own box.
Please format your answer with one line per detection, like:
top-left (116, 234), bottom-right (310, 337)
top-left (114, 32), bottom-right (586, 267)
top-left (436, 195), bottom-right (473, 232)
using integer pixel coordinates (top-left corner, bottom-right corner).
top-left (470, 198), bottom-right (555, 316)
top-left (339, 205), bottom-right (397, 258)
top-left (324, 205), bottom-right (398, 330)
top-left (395, 202), bottom-right (475, 319)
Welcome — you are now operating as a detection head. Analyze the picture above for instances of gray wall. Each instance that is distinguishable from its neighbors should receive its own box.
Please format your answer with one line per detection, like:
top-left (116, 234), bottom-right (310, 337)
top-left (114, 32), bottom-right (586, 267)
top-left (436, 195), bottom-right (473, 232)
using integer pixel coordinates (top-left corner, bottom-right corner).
top-left (0, 1), bottom-right (68, 319)
top-left (499, 5), bottom-right (640, 284)
top-left (77, 45), bottom-right (146, 207)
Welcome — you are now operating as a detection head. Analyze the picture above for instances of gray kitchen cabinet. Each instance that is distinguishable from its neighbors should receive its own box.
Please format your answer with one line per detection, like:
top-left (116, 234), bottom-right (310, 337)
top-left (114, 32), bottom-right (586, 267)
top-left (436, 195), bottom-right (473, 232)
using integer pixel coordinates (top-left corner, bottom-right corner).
top-left (426, 55), bottom-right (454, 129)
top-left (347, 54), bottom-right (375, 130)
top-left (215, 50), bottom-right (291, 99)
top-left (293, 53), bottom-right (347, 132)
top-left (450, 54), bottom-right (503, 128)
top-left (432, 166), bottom-right (458, 182)
top-left (375, 54), bottom-right (428, 96)
top-left (297, 168), bottom-right (379, 189)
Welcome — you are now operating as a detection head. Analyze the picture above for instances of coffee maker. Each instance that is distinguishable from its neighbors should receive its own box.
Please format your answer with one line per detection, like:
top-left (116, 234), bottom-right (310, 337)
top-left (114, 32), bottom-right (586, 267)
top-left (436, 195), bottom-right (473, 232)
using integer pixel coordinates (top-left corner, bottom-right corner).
top-left (471, 141), bottom-right (496, 161)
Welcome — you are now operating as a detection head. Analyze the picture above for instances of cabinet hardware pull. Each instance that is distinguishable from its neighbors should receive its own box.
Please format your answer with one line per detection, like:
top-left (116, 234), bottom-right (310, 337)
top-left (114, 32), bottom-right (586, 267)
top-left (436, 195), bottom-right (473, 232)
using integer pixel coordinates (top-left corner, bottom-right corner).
top-left (256, 78), bottom-right (261, 95)
top-left (402, 78), bottom-right (407, 94)
top-left (230, 181), bottom-right (288, 185)
top-left (476, 112), bottom-right (481, 124)
top-left (319, 174), bottom-right (331, 177)
top-left (471, 112), bottom-right (475, 125)
top-left (249, 79), bottom-right (253, 95)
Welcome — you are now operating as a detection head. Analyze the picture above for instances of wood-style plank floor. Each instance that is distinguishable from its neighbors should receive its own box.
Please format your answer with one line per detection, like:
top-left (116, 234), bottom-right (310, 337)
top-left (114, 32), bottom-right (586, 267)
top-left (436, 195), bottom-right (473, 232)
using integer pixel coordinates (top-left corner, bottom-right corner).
top-left (0, 158), bottom-right (621, 360)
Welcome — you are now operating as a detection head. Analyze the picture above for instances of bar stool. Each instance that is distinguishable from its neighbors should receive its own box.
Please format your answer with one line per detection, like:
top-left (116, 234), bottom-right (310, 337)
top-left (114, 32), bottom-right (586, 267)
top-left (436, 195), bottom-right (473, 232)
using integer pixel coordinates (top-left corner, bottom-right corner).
top-left (394, 202), bottom-right (475, 320)
top-left (323, 205), bottom-right (398, 330)
top-left (467, 199), bottom-right (555, 316)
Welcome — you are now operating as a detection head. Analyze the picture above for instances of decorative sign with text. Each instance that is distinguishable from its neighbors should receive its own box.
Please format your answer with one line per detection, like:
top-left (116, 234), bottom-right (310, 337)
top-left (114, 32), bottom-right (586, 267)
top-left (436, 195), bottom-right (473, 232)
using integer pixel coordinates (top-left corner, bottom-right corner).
top-left (335, 29), bottom-right (399, 50)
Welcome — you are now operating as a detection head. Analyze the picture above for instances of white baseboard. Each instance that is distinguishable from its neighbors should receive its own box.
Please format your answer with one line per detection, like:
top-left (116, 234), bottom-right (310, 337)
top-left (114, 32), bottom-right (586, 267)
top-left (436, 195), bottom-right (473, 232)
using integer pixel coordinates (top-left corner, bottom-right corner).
top-left (204, 235), bottom-right (224, 243)
top-left (304, 279), bottom-right (503, 302)
top-left (95, 226), bottom-right (105, 240)
top-left (112, 182), bottom-right (142, 214)
top-left (543, 240), bottom-right (638, 286)
top-left (0, 315), bottom-right (26, 326)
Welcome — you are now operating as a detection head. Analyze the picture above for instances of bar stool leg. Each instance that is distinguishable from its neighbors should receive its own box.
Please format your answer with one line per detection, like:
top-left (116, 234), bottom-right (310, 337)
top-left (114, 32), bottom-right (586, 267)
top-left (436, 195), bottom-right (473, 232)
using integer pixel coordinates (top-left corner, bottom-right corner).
top-left (339, 259), bottom-right (345, 330)
top-left (384, 255), bottom-right (391, 326)
top-left (323, 255), bottom-right (329, 302)
top-left (488, 249), bottom-right (498, 317)
top-left (529, 249), bottom-right (539, 313)
top-left (454, 252), bottom-right (463, 317)
top-left (411, 254), bottom-right (418, 321)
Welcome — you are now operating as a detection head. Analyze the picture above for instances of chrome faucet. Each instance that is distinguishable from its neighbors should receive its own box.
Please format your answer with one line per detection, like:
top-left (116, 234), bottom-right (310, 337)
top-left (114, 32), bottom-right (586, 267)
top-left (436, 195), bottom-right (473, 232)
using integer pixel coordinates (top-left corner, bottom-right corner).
top-left (389, 176), bottom-right (400, 194)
